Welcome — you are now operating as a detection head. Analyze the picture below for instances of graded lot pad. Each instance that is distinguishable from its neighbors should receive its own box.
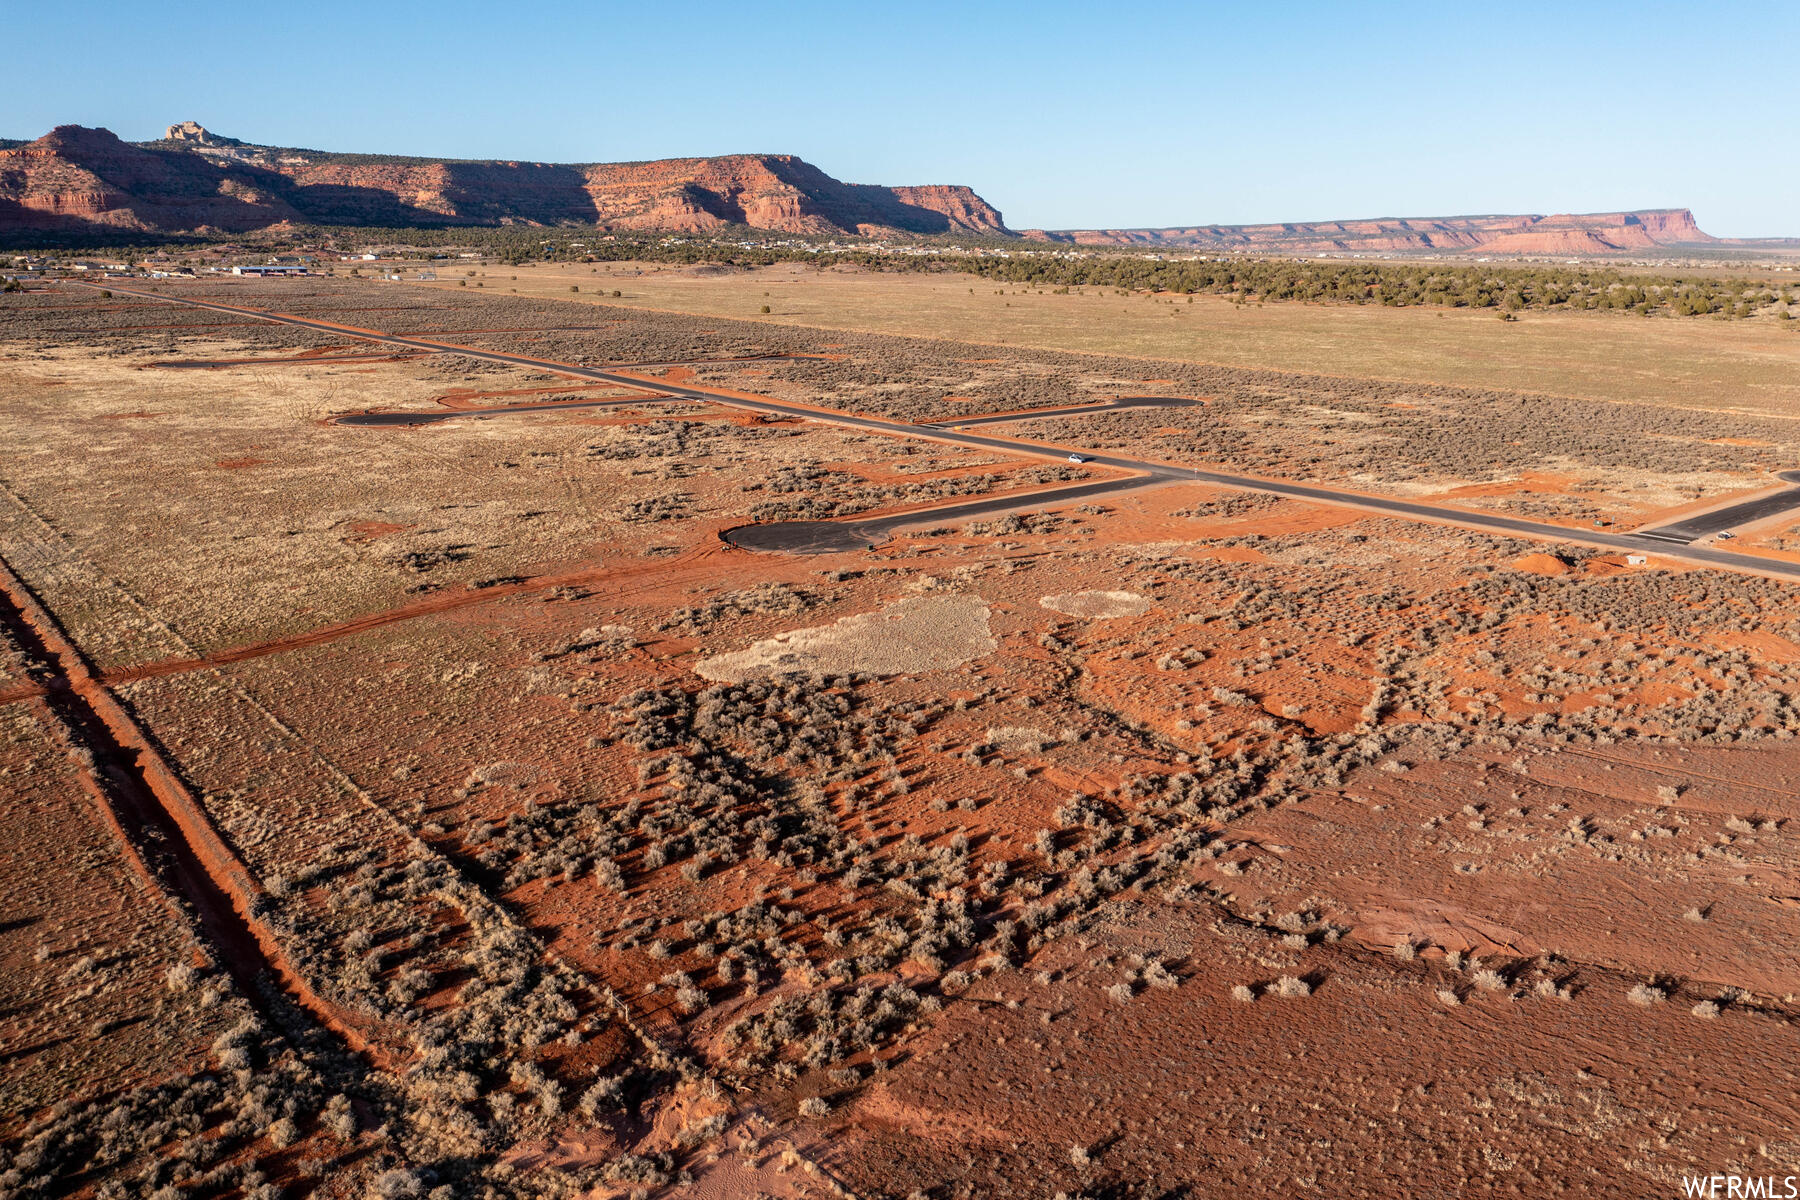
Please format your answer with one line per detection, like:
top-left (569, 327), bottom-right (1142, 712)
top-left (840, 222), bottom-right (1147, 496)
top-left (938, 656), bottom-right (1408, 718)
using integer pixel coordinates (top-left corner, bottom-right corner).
top-left (694, 594), bottom-right (997, 682)
top-left (5, 277), bottom-right (1800, 1198)
top-left (1040, 589), bottom-right (1154, 618)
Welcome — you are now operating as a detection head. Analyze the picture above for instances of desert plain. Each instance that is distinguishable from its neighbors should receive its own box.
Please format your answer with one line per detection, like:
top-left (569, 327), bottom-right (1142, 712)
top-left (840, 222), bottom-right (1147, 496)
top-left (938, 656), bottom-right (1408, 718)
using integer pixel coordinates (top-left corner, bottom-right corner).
top-left (4, 266), bottom-right (1800, 1200)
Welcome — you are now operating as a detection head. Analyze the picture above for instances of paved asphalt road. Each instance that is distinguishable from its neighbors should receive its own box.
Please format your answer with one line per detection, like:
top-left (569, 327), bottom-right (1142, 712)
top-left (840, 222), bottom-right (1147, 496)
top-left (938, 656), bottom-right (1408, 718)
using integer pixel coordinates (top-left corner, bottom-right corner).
top-left (1632, 472), bottom-right (1800, 544)
top-left (69, 282), bottom-right (1800, 581)
top-left (723, 475), bottom-right (1171, 553)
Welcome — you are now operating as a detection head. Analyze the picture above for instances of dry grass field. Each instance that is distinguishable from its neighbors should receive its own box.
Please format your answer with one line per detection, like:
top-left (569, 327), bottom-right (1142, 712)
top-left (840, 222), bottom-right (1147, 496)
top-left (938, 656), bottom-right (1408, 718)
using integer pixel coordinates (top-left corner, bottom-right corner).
top-left (410, 261), bottom-right (1800, 418)
top-left (4, 275), bottom-right (1800, 1198)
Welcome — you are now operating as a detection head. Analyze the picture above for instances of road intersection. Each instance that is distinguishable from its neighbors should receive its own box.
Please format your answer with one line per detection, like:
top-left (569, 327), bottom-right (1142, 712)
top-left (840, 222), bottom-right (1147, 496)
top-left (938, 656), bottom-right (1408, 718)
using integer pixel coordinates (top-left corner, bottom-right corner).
top-left (74, 281), bottom-right (1800, 577)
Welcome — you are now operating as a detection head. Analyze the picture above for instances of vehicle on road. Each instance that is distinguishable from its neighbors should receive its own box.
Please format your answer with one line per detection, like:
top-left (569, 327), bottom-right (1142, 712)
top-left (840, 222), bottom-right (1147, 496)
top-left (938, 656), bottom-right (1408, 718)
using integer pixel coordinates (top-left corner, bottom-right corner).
top-left (1068, 453), bottom-right (1089, 463)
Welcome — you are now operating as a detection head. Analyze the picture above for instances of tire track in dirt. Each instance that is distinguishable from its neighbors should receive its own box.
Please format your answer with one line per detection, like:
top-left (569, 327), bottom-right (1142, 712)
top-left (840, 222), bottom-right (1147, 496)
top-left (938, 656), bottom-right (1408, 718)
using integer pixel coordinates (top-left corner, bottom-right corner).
top-left (148, 350), bottom-right (439, 369)
top-left (102, 545), bottom-right (729, 688)
top-left (0, 504), bottom-right (741, 1160)
top-left (0, 553), bottom-right (400, 1070)
top-left (0, 505), bottom-right (755, 1094)
top-left (23, 692), bottom-right (192, 932)
top-left (0, 679), bottom-right (49, 706)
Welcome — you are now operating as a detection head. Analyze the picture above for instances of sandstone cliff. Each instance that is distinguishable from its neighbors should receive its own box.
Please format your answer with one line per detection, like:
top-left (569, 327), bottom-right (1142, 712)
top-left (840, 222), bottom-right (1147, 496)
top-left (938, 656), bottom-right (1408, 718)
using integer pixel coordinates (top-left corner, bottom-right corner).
top-left (0, 125), bottom-right (302, 233)
top-left (0, 125), bottom-right (1010, 238)
top-left (1026, 209), bottom-right (1715, 255)
top-left (1, 123), bottom-right (1726, 255)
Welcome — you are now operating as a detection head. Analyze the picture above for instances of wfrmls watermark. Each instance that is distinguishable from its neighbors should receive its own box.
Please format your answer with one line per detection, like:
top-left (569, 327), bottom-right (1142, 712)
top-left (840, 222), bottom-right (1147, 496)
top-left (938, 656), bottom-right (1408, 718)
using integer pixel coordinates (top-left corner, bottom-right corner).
top-left (1683, 1178), bottom-right (1800, 1198)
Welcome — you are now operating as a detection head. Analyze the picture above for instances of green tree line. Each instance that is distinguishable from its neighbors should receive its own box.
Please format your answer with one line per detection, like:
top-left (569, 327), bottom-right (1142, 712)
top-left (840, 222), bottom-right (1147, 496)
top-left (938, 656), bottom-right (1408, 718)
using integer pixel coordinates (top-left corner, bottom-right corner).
top-left (8, 221), bottom-right (1794, 320)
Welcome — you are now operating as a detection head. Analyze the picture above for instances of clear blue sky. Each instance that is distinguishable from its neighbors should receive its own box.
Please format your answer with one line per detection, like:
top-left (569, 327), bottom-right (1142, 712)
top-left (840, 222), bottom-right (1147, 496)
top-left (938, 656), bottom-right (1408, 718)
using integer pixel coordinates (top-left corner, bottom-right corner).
top-left (12, 0), bottom-right (1796, 236)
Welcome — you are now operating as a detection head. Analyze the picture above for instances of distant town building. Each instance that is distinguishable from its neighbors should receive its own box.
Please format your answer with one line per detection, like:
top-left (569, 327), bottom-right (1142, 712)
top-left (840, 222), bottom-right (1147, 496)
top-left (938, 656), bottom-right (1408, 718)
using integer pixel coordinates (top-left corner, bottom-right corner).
top-left (231, 265), bottom-right (308, 276)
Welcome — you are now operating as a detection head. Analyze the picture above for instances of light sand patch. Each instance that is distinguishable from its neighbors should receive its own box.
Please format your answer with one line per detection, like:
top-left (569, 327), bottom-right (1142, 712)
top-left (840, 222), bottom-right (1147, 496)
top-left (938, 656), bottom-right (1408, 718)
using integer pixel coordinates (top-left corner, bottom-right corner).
top-left (1264, 535), bottom-right (1436, 569)
top-left (695, 594), bottom-right (995, 682)
top-left (1039, 590), bottom-right (1152, 619)
top-left (985, 725), bottom-right (1050, 752)
top-left (461, 761), bottom-right (539, 792)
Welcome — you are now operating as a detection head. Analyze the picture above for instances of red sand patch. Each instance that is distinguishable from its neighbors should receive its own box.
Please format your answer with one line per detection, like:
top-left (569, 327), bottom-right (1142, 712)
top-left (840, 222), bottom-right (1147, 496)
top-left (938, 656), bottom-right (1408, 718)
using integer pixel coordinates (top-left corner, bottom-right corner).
top-left (1511, 552), bottom-right (1570, 576)
top-left (1712, 630), bottom-right (1800, 664)
top-left (1199, 545), bottom-right (1268, 563)
top-left (1430, 472), bottom-right (1578, 500)
top-left (1618, 680), bottom-right (1693, 708)
top-left (342, 521), bottom-right (412, 544)
top-left (215, 457), bottom-right (268, 470)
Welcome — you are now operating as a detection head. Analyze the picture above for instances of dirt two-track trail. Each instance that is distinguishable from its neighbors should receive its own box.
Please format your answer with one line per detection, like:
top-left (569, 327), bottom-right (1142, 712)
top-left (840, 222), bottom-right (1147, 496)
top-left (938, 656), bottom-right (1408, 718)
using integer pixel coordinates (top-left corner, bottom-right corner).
top-left (0, 552), bottom-right (398, 1069)
top-left (69, 282), bottom-right (1800, 582)
top-left (103, 542), bottom-right (730, 689)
